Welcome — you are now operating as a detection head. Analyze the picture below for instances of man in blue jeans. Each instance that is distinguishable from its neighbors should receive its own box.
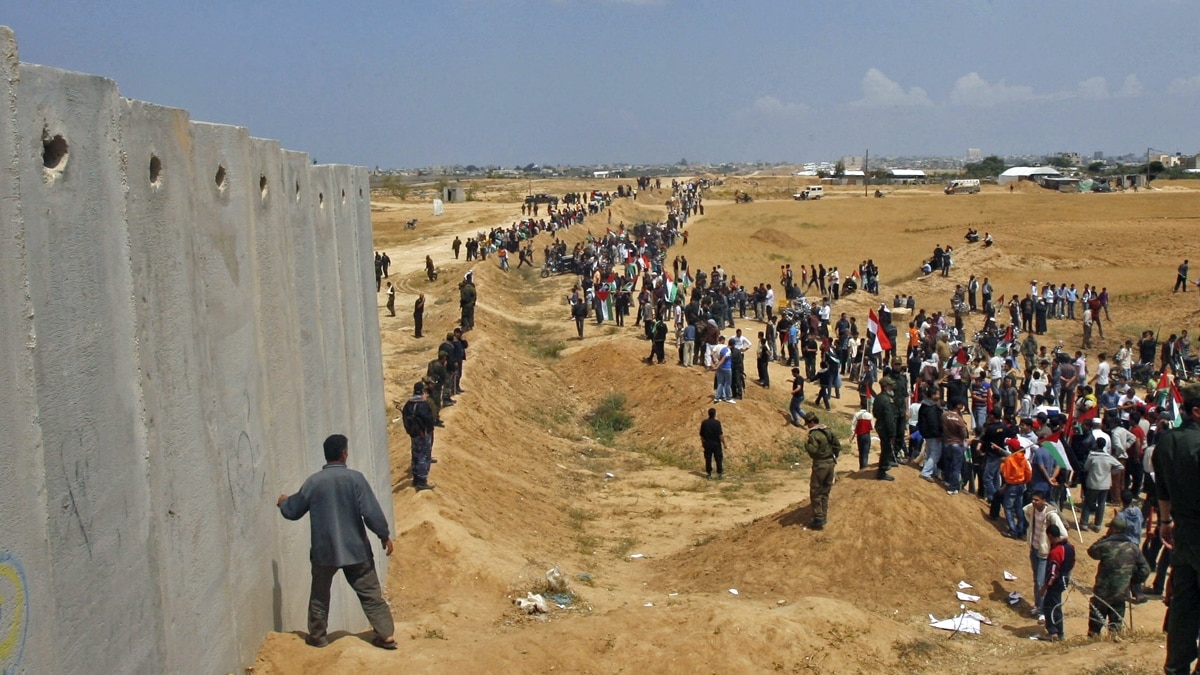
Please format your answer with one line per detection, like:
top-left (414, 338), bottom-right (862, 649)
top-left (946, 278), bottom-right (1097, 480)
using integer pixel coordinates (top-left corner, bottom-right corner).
top-left (979, 408), bottom-right (1010, 501)
top-left (788, 367), bottom-right (807, 425)
top-left (712, 336), bottom-right (734, 403)
top-left (917, 387), bottom-right (944, 482)
top-left (1001, 439), bottom-right (1032, 538)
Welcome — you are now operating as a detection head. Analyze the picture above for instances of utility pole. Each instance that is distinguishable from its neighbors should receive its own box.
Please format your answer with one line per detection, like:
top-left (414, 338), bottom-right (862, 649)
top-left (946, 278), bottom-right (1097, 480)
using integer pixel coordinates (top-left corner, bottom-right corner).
top-left (864, 149), bottom-right (869, 197)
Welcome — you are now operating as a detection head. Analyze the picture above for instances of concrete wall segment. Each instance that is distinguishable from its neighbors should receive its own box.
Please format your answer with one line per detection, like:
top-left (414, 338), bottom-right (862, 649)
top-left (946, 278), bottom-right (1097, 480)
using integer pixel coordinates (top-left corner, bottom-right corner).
top-left (17, 62), bottom-right (162, 672)
top-left (121, 98), bottom-right (237, 671)
top-left (0, 26), bottom-right (59, 675)
top-left (0, 26), bottom-right (391, 673)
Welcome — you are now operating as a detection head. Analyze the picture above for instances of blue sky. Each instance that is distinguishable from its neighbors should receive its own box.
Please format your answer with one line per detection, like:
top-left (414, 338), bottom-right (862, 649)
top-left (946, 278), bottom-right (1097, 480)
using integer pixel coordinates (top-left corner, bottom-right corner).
top-left (7, 1), bottom-right (1200, 167)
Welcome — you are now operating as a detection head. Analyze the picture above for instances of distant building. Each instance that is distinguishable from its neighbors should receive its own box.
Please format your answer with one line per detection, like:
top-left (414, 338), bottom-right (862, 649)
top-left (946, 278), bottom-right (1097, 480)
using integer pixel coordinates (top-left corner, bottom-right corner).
top-left (887, 168), bottom-right (927, 185)
top-left (966, 148), bottom-right (982, 162)
top-left (838, 170), bottom-right (866, 186)
top-left (442, 186), bottom-right (467, 203)
top-left (840, 156), bottom-right (864, 171)
top-left (1093, 151), bottom-right (1104, 160)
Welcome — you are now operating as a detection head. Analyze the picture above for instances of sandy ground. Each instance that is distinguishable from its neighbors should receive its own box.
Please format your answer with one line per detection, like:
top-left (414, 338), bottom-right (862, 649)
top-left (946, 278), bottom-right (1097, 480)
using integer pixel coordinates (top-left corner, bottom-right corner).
top-left (252, 177), bottom-right (1200, 674)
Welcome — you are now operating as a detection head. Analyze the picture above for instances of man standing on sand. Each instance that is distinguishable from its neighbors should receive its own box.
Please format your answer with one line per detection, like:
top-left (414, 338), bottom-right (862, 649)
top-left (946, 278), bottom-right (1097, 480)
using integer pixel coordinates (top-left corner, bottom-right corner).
top-left (452, 236), bottom-right (462, 259)
top-left (385, 282), bottom-right (395, 317)
top-left (1023, 491), bottom-right (1065, 624)
top-left (1176, 259), bottom-right (1189, 293)
top-left (1039, 523), bottom-right (1075, 642)
top-left (1086, 514), bottom-right (1151, 639)
top-left (699, 407), bottom-right (725, 479)
top-left (804, 412), bottom-right (842, 530)
top-left (872, 377), bottom-right (897, 481)
top-left (413, 293), bottom-right (425, 338)
top-left (401, 383), bottom-right (436, 491)
top-left (277, 434), bottom-right (397, 650)
top-left (1153, 383), bottom-right (1200, 674)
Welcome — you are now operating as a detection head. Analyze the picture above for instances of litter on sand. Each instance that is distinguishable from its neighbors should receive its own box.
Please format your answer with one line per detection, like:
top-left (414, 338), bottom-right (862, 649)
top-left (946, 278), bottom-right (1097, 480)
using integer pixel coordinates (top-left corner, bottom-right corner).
top-left (629, 553), bottom-right (645, 559)
top-left (1008, 591), bottom-right (1023, 605)
top-left (729, 589), bottom-right (739, 595)
top-left (1004, 571), bottom-right (1018, 581)
top-left (957, 581), bottom-right (973, 590)
top-left (644, 602), bottom-right (654, 607)
top-left (956, 591), bottom-right (981, 602)
top-left (929, 614), bottom-right (981, 635)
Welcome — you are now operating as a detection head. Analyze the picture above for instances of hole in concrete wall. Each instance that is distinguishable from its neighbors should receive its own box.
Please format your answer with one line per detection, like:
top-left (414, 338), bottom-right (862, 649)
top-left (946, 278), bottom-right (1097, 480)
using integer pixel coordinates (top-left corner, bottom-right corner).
top-left (215, 165), bottom-right (227, 191)
top-left (295, 180), bottom-right (301, 201)
top-left (319, 192), bottom-right (325, 209)
top-left (359, 188), bottom-right (363, 199)
top-left (259, 173), bottom-right (268, 200)
top-left (42, 130), bottom-right (68, 170)
top-left (341, 188), bottom-right (346, 204)
top-left (149, 155), bottom-right (162, 185)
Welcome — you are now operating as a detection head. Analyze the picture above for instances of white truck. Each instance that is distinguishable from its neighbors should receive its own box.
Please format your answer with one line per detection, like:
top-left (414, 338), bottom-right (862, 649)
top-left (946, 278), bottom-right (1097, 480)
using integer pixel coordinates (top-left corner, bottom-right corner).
top-left (792, 185), bottom-right (824, 200)
top-left (944, 179), bottom-right (980, 195)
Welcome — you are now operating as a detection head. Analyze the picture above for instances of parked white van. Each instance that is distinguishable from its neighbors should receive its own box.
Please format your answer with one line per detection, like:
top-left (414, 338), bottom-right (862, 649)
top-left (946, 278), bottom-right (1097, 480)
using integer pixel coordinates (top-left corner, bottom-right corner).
top-left (944, 179), bottom-right (980, 195)
top-left (793, 185), bottom-right (824, 200)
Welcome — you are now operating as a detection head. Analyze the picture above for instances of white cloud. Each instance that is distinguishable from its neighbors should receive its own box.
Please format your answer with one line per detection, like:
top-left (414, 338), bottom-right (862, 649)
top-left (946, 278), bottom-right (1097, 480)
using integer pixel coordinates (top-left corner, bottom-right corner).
top-left (1168, 74), bottom-right (1200, 96)
top-left (1116, 74), bottom-right (1143, 98)
top-left (850, 69), bottom-right (933, 108)
top-left (742, 95), bottom-right (810, 117)
top-left (1075, 76), bottom-right (1109, 100)
top-left (949, 72), bottom-right (1042, 107)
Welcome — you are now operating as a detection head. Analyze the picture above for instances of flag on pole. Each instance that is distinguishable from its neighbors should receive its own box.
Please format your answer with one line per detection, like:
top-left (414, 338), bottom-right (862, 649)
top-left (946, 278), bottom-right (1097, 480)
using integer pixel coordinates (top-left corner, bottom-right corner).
top-left (664, 273), bottom-right (679, 303)
top-left (868, 309), bottom-right (892, 354)
top-left (956, 347), bottom-right (970, 364)
top-left (595, 286), bottom-right (613, 322)
top-left (1157, 368), bottom-right (1184, 429)
top-left (1042, 440), bottom-right (1071, 471)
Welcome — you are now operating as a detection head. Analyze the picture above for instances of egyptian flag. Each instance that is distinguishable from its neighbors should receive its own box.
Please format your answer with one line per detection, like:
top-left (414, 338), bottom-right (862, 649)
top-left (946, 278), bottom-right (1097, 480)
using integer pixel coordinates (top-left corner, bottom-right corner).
top-left (868, 309), bottom-right (892, 354)
top-left (1064, 404), bottom-right (1098, 440)
top-left (1157, 368), bottom-right (1184, 429)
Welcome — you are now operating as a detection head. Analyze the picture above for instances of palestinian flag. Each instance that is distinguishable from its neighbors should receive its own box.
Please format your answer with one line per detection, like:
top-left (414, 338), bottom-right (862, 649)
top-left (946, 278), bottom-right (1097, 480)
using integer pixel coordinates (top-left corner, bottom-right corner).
top-left (595, 286), bottom-right (613, 322)
top-left (1042, 440), bottom-right (1071, 471)
top-left (1157, 368), bottom-right (1184, 429)
top-left (1064, 404), bottom-right (1098, 440)
top-left (664, 273), bottom-right (679, 303)
top-left (956, 347), bottom-right (969, 364)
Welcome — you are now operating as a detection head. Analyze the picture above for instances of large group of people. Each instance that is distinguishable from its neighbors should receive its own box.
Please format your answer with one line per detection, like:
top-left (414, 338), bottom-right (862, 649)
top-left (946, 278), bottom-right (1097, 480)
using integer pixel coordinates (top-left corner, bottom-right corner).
top-left (371, 182), bottom-right (1200, 671)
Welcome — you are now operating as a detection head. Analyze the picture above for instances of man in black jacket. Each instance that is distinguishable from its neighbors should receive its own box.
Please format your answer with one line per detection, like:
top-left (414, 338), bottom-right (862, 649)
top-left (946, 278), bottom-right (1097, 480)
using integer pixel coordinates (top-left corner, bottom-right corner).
top-left (918, 386), bottom-right (945, 482)
top-left (402, 383), bottom-right (436, 491)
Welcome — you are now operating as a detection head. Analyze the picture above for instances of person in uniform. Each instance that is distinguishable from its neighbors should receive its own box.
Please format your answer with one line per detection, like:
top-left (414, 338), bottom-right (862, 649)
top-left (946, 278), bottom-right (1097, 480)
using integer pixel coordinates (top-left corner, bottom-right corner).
top-left (1086, 514), bottom-right (1151, 638)
top-left (413, 293), bottom-right (425, 338)
top-left (1154, 383), bottom-right (1200, 674)
top-left (459, 273), bottom-right (477, 330)
top-left (400, 383), bottom-right (436, 491)
top-left (872, 377), bottom-right (897, 481)
top-left (804, 412), bottom-right (842, 530)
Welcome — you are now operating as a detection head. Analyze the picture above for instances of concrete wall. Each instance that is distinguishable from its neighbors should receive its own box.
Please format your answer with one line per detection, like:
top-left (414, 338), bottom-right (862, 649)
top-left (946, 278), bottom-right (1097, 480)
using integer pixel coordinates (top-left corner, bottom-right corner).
top-left (0, 28), bottom-right (391, 674)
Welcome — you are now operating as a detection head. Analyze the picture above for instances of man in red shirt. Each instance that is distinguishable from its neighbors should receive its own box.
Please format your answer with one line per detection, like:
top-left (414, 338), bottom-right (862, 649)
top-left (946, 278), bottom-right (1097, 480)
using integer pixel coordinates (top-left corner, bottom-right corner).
top-left (1039, 523), bottom-right (1075, 641)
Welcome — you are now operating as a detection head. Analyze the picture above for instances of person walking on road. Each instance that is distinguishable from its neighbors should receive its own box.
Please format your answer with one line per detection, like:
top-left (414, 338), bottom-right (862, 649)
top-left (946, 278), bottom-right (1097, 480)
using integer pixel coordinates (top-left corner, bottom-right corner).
top-left (276, 434), bottom-right (397, 651)
top-left (385, 282), bottom-right (395, 317)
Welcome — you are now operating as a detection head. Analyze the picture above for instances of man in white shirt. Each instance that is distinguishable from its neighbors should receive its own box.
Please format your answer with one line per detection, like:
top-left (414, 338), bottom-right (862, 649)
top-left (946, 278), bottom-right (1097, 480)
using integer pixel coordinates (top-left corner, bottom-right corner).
top-left (729, 328), bottom-right (753, 353)
top-left (988, 352), bottom-right (1006, 389)
top-left (1117, 385), bottom-right (1143, 424)
top-left (1116, 341), bottom-right (1133, 381)
top-left (1074, 352), bottom-right (1088, 385)
top-left (1092, 353), bottom-right (1111, 390)
top-left (764, 285), bottom-right (776, 318)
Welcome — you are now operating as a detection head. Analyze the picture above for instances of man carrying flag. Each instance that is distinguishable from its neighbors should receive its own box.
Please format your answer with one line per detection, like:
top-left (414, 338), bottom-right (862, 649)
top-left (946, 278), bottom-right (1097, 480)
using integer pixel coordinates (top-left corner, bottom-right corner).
top-left (1158, 367), bottom-right (1184, 430)
top-left (868, 308), bottom-right (893, 360)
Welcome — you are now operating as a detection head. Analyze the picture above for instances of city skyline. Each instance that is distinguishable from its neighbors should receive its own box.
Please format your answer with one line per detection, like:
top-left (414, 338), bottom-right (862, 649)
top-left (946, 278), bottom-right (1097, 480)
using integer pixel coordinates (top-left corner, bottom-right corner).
top-left (7, 1), bottom-right (1200, 168)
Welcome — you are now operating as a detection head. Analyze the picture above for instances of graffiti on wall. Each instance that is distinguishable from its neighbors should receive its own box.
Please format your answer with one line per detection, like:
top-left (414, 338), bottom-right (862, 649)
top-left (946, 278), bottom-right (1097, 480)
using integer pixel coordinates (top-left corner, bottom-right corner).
top-left (0, 552), bottom-right (28, 674)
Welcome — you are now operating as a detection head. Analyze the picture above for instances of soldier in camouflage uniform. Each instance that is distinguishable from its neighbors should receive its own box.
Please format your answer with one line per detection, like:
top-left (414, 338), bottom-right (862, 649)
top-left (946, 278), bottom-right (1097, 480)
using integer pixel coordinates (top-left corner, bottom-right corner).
top-left (1086, 514), bottom-right (1151, 637)
top-left (804, 412), bottom-right (842, 530)
top-left (1155, 383), bottom-right (1200, 674)
top-left (872, 377), bottom-right (897, 481)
